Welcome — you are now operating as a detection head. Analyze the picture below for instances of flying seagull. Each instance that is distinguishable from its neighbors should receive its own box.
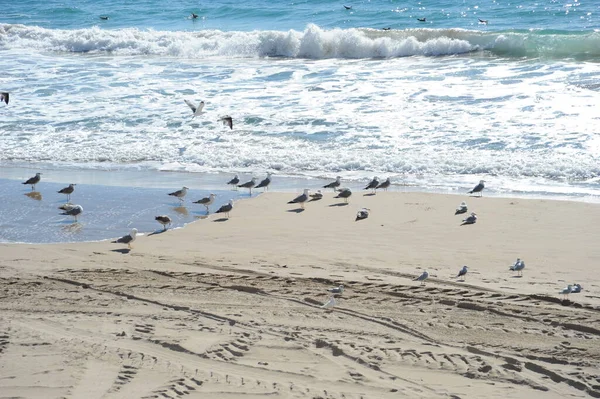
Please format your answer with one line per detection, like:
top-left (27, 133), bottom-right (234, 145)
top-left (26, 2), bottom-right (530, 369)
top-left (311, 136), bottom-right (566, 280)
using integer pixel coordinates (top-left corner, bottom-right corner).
top-left (255, 172), bottom-right (273, 191)
top-left (194, 193), bottom-right (216, 212)
top-left (309, 190), bottom-right (323, 201)
top-left (61, 204), bottom-right (83, 221)
top-left (238, 177), bottom-right (256, 195)
top-left (113, 228), bottom-right (138, 249)
top-left (468, 180), bottom-right (485, 197)
top-left (364, 176), bottom-right (379, 194)
top-left (1, 92), bottom-right (8, 105)
top-left (334, 188), bottom-right (352, 203)
top-left (328, 285), bottom-right (344, 294)
top-left (168, 186), bottom-right (189, 202)
top-left (321, 295), bottom-right (336, 310)
top-left (99, 16), bottom-right (109, 20)
top-left (184, 99), bottom-right (205, 118)
top-left (155, 215), bottom-right (172, 231)
top-left (461, 212), bottom-right (477, 226)
top-left (220, 115), bottom-right (233, 130)
top-left (478, 18), bottom-right (488, 24)
top-left (191, 13), bottom-right (199, 19)
top-left (288, 189), bottom-right (310, 209)
top-left (343, 5), bottom-right (352, 9)
top-left (355, 208), bottom-right (370, 221)
top-left (376, 177), bottom-right (391, 191)
top-left (414, 270), bottom-right (429, 285)
top-left (559, 284), bottom-right (573, 300)
top-left (455, 201), bottom-right (468, 215)
top-left (22, 172), bottom-right (42, 191)
top-left (58, 184), bottom-right (76, 201)
top-left (215, 199), bottom-right (234, 218)
top-left (509, 258), bottom-right (525, 276)
top-left (323, 176), bottom-right (342, 191)
top-left (457, 265), bottom-right (468, 281)
top-left (417, 17), bottom-right (426, 22)
top-left (227, 174), bottom-right (240, 189)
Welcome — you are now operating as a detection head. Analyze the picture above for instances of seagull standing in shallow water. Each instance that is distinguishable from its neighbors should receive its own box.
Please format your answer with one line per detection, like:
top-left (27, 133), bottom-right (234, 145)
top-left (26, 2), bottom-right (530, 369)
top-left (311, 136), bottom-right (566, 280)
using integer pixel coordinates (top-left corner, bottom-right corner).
top-left (227, 175), bottom-right (240, 190)
top-left (61, 204), bottom-right (83, 221)
top-left (194, 193), bottom-right (216, 212)
top-left (58, 184), bottom-right (76, 201)
top-left (414, 270), bottom-right (429, 285)
top-left (168, 186), bottom-right (189, 202)
top-left (238, 177), bottom-right (257, 195)
top-left (254, 172), bottom-right (273, 192)
top-left (323, 176), bottom-right (342, 191)
top-left (364, 176), bottom-right (379, 194)
top-left (328, 285), bottom-right (344, 294)
top-left (22, 172), bottom-right (42, 191)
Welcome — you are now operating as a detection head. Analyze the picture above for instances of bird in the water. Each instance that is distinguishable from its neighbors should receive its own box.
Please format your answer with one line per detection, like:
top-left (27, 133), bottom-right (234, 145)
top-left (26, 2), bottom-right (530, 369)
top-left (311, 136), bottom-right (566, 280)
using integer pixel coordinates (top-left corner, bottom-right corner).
top-left (455, 201), bottom-right (468, 215)
top-left (58, 203), bottom-right (75, 211)
top-left (254, 172), bottom-right (273, 192)
top-left (238, 177), bottom-right (257, 195)
top-left (22, 172), bottom-right (42, 191)
top-left (364, 176), bottom-right (379, 194)
top-left (509, 258), bottom-right (525, 276)
top-left (328, 285), bottom-right (344, 294)
top-left (376, 177), bottom-right (391, 191)
top-left (288, 189), bottom-right (310, 209)
top-left (417, 17), bottom-right (426, 22)
top-left (468, 180), bottom-right (485, 196)
top-left (382, 27), bottom-right (391, 31)
top-left (1, 92), bottom-right (8, 104)
top-left (220, 115), bottom-right (233, 130)
top-left (321, 295), bottom-right (336, 310)
top-left (478, 18), bottom-right (488, 24)
top-left (309, 190), bottom-right (323, 201)
top-left (168, 186), bottom-right (189, 202)
top-left (155, 215), bottom-right (172, 231)
top-left (215, 199), bottom-right (234, 218)
top-left (191, 13), bottom-right (199, 19)
top-left (61, 204), bottom-right (83, 221)
top-left (323, 176), bottom-right (342, 191)
top-left (457, 265), bottom-right (468, 281)
top-left (334, 188), bottom-right (352, 203)
top-left (355, 208), bottom-right (370, 221)
top-left (57, 184), bottom-right (76, 201)
top-left (461, 212), bottom-right (477, 225)
top-left (227, 174), bottom-right (240, 189)
top-left (184, 99), bottom-right (205, 118)
top-left (414, 270), bottom-right (429, 285)
top-left (99, 16), bottom-right (109, 20)
top-left (194, 193), bottom-right (216, 212)
top-left (559, 284), bottom-right (573, 300)
top-left (113, 228), bottom-right (138, 249)
top-left (343, 5), bottom-right (352, 10)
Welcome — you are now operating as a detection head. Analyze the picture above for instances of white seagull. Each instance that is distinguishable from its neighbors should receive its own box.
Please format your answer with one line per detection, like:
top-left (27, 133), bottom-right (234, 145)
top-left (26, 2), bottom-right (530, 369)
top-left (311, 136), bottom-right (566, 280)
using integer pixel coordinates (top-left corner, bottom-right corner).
top-left (321, 295), bottom-right (336, 310)
top-left (559, 284), bottom-right (573, 300)
top-left (323, 176), bottom-right (342, 191)
top-left (376, 177), bottom-right (391, 191)
top-left (254, 172), bottom-right (273, 191)
top-left (455, 201), bottom-right (468, 215)
top-left (238, 177), bottom-right (257, 195)
top-left (457, 265), bottom-right (468, 281)
top-left (61, 204), bottom-right (83, 221)
top-left (570, 284), bottom-right (583, 293)
top-left (355, 208), bottom-right (370, 221)
top-left (509, 258), bottom-right (525, 276)
top-left (227, 174), bottom-right (240, 189)
top-left (414, 270), bottom-right (429, 285)
top-left (184, 99), bottom-right (205, 118)
top-left (328, 285), bottom-right (344, 294)
top-left (22, 172), bottom-right (42, 191)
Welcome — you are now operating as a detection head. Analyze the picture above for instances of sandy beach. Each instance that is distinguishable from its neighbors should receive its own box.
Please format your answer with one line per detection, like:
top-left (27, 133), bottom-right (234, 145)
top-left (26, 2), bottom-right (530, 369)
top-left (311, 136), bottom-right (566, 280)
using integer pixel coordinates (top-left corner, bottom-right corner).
top-left (1, 191), bottom-right (600, 398)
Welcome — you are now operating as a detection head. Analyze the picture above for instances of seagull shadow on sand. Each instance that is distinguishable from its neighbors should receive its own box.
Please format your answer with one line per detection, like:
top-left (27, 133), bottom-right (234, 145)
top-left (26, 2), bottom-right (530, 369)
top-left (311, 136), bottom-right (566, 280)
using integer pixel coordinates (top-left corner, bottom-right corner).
top-left (511, 275), bottom-right (523, 278)
top-left (287, 208), bottom-right (305, 213)
top-left (111, 248), bottom-right (131, 254)
top-left (147, 229), bottom-right (168, 237)
top-left (329, 203), bottom-right (349, 207)
top-left (213, 218), bottom-right (229, 222)
top-left (363, 193), bottom-right (376, 197)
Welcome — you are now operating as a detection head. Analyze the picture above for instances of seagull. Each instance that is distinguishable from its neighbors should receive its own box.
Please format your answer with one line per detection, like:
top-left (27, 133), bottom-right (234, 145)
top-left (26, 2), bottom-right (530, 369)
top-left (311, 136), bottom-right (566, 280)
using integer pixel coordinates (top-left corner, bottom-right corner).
top-left (238, 177), bottom-right (256, 195)
top-left (220, 115), bottom-right (233, 130)
top-left (376, 177), bottom-right (391, 191)
top-left (215, 199), bottom-right (234, 218)
top-left (227, 174), bottom-right (240, 190)
top-left (321, 295), bottom-right (336, 310)
top-left (343, 5), bottom-right (352, 9)
top-left (364, 176), bottom-right (379, 194)
top-left (57, 184), bottom-right (76, 201)
top-left (168, 186), bottom-right (189, 202)
top-left (334, 188), bottom-right (352, 203)
top-left (194, 193), bottom-right (216, 212)
top-left (457, 265), bottom-right (468, 281)
top-left (478, 18), bottom-right (488, 24)
top-left (559, 285), bottom-right (573, 300)
top-left (328, 285), bottom-right (344, 294)
top-left (1, 92), bottom-right (8, 104)
top-left (455, 201), bottom-right (468, 215)
top-left (355, 208), bottom-right (370, 221)
top-left (461, 212), bottom-right (477, 226)
top-left (309, 190), bottom-right (323, 201)
top-left (113, 228), bottom-right (138, 249)
top-left (191, 13), bottom-right (199, 19)
top-left (468, 180), bottom-right (486, 197)
top-left (184, 99), bottom-right (205, 118)
top-left (288, 189), bottom-right (310, 209)
top-left (99, 16), bottom-right (109, 20)
top-left (571, 284), bottom-right (583, 294)
top-left (509, 258), bottom-right (525, 276)
top-left (155, 215), bottom-right (172, 231)
top-left (254, 172), bottom-right (273, 192)
top-left (417, 17), bottom-right (426, 22)
top-left (22, 172), bottom-right (42, 191)
top-left (323, 176), bottom-right (342, 191)
top-left (58, 203), bottom-right (75, 211)
top-left (414, 270), bottom-right (429, 285)
top-left (61, 204), bottom-right (83, 221)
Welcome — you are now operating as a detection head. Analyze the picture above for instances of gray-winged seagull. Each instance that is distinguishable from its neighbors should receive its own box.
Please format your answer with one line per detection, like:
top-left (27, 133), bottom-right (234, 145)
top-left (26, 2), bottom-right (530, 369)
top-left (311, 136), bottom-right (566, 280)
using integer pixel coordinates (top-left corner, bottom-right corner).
top-left (355, 208), bottom-right (369, 221)
top-left (468, 180), bottom-right (486, 197)
top-left (61, 204), bottom-right (83, 221)
top-left (455, 201), bottom-right (468, 215)
top-left (238, 177), bottom-right (256, 195)
top-left (334, 188), bottom-right (352, 203)
top-left (461, 212), bottom-right (477, 225)
top-left (194, 193), bottom-right (216, 212)
top-left (220, 116), bottom-right (233, 130)
top-left (288, 189), bottom-right (310, 209)
top-left (216, 199), bottom-right (234, 218)
top-left (414, 270), bottom-right (429, 285)
top-left (254, 172), bottom-right (273, 192)
top-left (376, 177), bottom-right (391, 191)
top-left (457, 265), bottom-right (468, 281)
top-left (155, 215), bottom-right (172, 231)
top-left (328, 285), bottom-right (344, 294)
top-left (58, 184), bottom-right (76, 201)
top-left (509, 258), bottom-right (525, 276)
top-left (323, 176), bottom-right (342, 191)
top-left (168, 186), bottom-right (189, 202)
top-left (309, 190), bottom-right (323, 201)
top-left (113, 228), bottom-right (138, 249)
top-left (22, 172), bottom-right (42, 191)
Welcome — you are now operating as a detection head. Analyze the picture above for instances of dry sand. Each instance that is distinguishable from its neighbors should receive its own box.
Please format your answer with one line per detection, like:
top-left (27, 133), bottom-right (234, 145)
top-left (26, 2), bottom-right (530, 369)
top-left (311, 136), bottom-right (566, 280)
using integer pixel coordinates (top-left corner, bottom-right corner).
top-left (1, 191), bottom-right (600, 398)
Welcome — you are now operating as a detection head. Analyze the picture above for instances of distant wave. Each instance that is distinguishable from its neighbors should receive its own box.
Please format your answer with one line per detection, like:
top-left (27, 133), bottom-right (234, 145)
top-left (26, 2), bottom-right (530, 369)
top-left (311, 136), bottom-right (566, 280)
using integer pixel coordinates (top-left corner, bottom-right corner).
top-left (2, 23), bottom-right (600, 60)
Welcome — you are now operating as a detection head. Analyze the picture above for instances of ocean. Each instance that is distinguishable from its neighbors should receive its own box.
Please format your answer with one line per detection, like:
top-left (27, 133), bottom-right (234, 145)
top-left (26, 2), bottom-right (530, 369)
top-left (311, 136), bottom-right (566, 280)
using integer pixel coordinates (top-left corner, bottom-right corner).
top-left (1, 0), bottom-right (600, 242)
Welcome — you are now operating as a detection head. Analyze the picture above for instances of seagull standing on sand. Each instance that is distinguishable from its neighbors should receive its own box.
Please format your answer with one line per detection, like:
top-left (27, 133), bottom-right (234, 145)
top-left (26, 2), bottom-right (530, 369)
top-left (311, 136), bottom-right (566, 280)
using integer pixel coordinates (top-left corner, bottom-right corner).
top-left (376, 177), bottom-right (391, 191)
top-left (334, 188), bottom-right (352, 203)
top-left (220, 116), bottom-right (233, 130)
top-left (215, 199), bottom-right (234, 218)
top-left (455, 201), bottom-right (468, 215)
top-left (461, 212), bottom-right (477, 225)
top-left (58, 184), bottom-right (76, 201)
top-left (22, 172), bottom-right (42, 191)
top-left (155, 215), bottom-right (172, 231)
top-left (238, 177), bottom-right (257, 195)
top-left (509, 258), bottom-right (525, 276)
top-left (254, 172), bottom-right (273, 192)
top-left (559, 285), bottom-right (573, 300)
top-left (321, 295), bottom-right (336, 310)
top-left (288, 189), bottom-right (310, 209)
top-left (61, 204), bottom-right (83, 221)
top-left (323, 176), bottom-right (342, 191)
top-left (227, 174), bottom-right (240, 190)
top-left (457, 265), bottom-right (468, 281)
top-left (571, 283), bottom-right (583, 293)
top-left (113, 228), bottom-right (137, 249)
top-left (168, 186), bottom-right (189, 202)
top-left (355, 208), bottom-right (370, 221)
top-left (309, 190), bottom-right (323, 201)
top-left (468, 180), bottom-right (486, 197)
top-left (1, 92), bottom-right (8, 104)
top-left (414, 270), bottom-right (429, 285)
top-left (328, 285), bottom-right (344, 294)
top-left (194, 193), bottom-right (216, 212)
top-left (364, 176), bottom-right (379, 194)
top-left (184, 99), bottom-right (205, 118)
